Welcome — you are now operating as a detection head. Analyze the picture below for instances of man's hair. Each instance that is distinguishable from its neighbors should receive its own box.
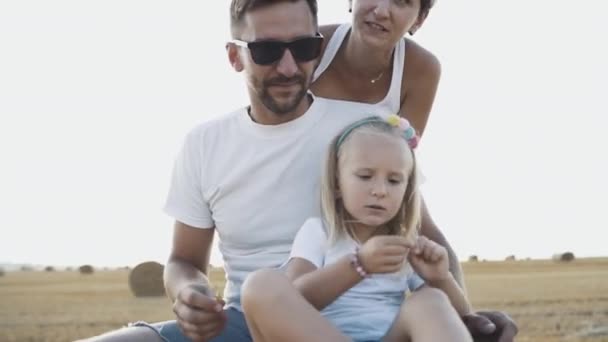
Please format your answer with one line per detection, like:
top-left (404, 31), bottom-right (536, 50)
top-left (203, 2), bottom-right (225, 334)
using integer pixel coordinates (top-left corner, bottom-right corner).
top-left (229, 0), bottom-right (318, 38)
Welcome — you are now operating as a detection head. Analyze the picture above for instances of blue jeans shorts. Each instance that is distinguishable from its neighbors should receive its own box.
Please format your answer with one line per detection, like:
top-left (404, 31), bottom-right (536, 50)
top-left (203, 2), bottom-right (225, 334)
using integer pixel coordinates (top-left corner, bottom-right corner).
top-left (131, 307), bottom-right (251, 342)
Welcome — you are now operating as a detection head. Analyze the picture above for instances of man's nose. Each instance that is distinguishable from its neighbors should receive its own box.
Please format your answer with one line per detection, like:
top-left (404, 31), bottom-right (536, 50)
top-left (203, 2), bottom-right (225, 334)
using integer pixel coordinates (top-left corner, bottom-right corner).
top-left (275, 48), bottom-right (298, 77)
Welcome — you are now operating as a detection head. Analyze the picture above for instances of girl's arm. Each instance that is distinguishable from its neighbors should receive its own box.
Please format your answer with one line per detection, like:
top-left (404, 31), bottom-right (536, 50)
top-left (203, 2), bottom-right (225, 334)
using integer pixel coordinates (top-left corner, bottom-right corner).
top-left (285, 256), bottom-right (362, 311)
top-left (285, 218), bottom-right (363, 311)
top-left (408, 236), bottom-right (472, 317)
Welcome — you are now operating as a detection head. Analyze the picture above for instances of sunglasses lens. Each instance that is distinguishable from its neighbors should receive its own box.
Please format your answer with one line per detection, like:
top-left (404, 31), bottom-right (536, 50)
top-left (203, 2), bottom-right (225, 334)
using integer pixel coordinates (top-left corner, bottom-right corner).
top-left (247, 36), bottom-right (323, 65)
top-left (249, 42), bottom-right (285, 65)
top-left (290, 37), bottom-right (323, 62)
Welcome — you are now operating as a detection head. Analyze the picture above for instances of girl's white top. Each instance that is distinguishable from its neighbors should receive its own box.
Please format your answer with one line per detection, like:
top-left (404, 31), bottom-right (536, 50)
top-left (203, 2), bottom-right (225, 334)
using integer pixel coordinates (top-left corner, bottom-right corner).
top-left (288, 217), bottom-right (424, 341)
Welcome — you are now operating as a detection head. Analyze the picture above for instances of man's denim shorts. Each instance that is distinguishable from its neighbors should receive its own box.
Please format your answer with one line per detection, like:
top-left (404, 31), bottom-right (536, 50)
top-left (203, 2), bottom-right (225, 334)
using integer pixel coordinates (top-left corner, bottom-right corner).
top-left (131, 307), bottom-right (251, 342)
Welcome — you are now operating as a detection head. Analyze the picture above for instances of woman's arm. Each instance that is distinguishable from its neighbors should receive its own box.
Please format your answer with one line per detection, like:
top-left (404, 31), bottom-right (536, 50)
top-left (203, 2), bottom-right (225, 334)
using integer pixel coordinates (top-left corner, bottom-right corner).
top-left (419, 197), bottom-right (467, 292)
top-left (399, 38), bottom-right (441, 137)
top-left (285, 256), bottom-right (362, 311)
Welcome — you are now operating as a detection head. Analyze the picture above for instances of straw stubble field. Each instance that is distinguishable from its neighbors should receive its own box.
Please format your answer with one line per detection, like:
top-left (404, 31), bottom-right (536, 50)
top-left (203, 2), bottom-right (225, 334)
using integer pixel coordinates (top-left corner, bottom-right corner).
top-left (1, 258), bottom-right (607, 342)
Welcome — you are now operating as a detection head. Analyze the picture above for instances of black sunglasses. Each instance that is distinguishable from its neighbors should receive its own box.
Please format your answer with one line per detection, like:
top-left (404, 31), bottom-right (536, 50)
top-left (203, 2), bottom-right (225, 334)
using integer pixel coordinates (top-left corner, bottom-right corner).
top-left (232, 34), bottom-right (324, 65)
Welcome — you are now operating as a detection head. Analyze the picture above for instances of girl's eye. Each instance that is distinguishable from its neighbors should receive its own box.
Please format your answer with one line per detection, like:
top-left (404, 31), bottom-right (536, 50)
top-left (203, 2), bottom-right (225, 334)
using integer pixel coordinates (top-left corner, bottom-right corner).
top-left (357, 175), bottom-right (372, 180)
top-left (389, 179), bottom-right (402, 185)
top-left (394, 0), bottom-right (412, 6)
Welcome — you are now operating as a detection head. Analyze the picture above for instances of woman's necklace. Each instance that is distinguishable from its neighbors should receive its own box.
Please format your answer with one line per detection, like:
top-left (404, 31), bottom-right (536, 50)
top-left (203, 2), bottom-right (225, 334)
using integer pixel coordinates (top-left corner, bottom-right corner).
top-left (370, 70), bottom-right (385, 84)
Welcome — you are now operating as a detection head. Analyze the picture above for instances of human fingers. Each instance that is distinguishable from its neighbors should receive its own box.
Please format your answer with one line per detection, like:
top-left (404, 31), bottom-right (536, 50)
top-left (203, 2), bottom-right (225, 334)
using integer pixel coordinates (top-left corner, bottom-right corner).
top-left (476, 311), bottom-right (518, 342)
top-left (197, 319), bottom-right (227, 341)
top-left (386, 235), bottom-right (416, 248)
top-left (177, 319), bottom-right (210, 342)
top-left (381, 254), bottom-right (406, 267)
top-left (410, 235), bottom-right (429, 255)
top-left (429, 244), bottom-right (446, 262)
top-left (424, 246), bottom-right (437, 261)
top-left (173, 300), bottom-right (224, 327)
top-left (380, 245), bottom-right (409, 256)
top-left (179, 285), bottom-right (224, 313)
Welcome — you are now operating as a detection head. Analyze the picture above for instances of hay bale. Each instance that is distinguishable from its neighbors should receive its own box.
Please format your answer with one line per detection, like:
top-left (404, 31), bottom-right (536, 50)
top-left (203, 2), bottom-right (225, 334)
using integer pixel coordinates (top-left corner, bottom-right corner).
top-left (44, 266), bottom-right (55, 272)
top-left (128, 261), bottom-right (165, 297)
top-left (79, 265), bottom-right (94, 274)
top-left (505, 255), bottom-right (516, 261)
top-left (468, 255), bottom-right (478, 262)
top-left (552, 252), bottom-right (575, 262)
top-left (0, 268), bottom-right (5, 277)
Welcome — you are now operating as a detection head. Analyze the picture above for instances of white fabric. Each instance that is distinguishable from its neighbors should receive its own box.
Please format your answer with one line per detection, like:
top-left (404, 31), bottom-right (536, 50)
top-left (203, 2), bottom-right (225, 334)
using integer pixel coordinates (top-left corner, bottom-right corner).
top-left (289, 218), bottom-right (425, 341)
top-left (314, 25), bottom-right (427, 186)
top-left (164, 95), bottom-right (389, 309)
top-left (313, 23), bottom-right (406, 114)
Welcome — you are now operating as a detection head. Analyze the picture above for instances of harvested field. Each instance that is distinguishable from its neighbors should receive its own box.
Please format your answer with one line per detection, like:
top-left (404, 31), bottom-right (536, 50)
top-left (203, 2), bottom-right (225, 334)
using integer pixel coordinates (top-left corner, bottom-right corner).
top-left (0, 258), bottom-right (606, 341)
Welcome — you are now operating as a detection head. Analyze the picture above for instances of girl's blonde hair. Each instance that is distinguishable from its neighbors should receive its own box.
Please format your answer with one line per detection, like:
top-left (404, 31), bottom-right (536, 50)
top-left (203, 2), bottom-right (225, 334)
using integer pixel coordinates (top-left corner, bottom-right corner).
top-left (321, 117), bottom-right (421, 244)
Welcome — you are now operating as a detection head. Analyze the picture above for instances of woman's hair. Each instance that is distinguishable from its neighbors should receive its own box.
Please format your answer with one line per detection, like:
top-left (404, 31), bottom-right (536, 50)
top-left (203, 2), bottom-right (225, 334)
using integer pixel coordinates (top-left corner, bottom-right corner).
top-left (320, 117), bottom-right (421, 244)
top-left (420, 0), bottom-right (436, 18)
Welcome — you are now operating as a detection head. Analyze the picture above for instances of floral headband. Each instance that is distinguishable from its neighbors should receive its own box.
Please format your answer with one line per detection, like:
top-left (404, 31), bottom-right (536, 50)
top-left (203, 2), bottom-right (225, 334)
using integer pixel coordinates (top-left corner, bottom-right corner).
top-left (336, 114), bottom-right (419, 149)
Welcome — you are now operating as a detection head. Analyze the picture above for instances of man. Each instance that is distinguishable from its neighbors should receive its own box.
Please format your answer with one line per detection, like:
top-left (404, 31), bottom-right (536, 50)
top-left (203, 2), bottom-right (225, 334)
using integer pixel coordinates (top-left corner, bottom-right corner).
top-left (87, 0), bottom-right (517, 341)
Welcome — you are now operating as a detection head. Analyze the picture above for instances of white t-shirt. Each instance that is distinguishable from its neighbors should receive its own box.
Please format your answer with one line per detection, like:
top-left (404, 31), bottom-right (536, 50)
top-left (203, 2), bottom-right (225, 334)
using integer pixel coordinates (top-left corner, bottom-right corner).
top-left (164, 95), bottom-right (389, 309)
top-left (289, 217), bottom-right (425, 341)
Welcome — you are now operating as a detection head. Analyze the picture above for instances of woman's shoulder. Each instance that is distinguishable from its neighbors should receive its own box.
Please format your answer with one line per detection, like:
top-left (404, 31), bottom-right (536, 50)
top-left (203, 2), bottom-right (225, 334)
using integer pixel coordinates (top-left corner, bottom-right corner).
top-left (402, 38), bottom-right (441, 84)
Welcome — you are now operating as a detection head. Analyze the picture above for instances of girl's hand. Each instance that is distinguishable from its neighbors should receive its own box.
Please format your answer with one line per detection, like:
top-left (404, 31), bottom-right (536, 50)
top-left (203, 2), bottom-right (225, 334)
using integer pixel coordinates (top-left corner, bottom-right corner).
top-left (358, 235), bottom-right (412, 274)
top-left (407, 236), bottom-right (450, 284)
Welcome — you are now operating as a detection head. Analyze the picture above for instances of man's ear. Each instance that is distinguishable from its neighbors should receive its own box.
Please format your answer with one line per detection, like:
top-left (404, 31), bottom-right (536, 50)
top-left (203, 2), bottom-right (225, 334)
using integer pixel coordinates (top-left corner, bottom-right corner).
top-left (226, 43), bottom-right (244, 72)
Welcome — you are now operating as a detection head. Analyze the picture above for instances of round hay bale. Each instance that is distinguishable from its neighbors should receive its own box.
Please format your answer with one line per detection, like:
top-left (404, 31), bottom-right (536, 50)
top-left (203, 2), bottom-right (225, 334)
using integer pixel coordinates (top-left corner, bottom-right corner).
top-left (0, 268), bottom-right (5, 277)
top-left (552, 252), bottom-right (575, 262)
top-left (468, 255), bottom-right (478, 262)
top-left (44, 266), bottom-right (55, 272)
top-left (505, 255), bottom-right (516, 261)
top-left (79, 265), bottom-right (94, 275)
top-left (128, 261), bottom-right (165, 297)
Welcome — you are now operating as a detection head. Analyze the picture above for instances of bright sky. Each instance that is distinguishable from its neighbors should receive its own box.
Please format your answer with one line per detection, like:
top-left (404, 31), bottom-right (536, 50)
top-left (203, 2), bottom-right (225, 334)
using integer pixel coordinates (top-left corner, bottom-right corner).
top-left (1, 0), bottom-right (607, 268)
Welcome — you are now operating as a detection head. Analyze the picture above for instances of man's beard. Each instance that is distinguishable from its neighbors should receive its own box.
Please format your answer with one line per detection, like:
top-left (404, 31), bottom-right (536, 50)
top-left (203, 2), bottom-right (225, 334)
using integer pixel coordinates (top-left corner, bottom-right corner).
top-left (260, 74), bottom-right (310, 115)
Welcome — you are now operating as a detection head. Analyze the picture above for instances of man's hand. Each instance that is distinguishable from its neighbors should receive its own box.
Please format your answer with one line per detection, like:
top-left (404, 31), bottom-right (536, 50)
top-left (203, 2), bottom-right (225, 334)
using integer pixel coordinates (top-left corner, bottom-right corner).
top-left (172, 283), bottom-right (227, 342)
top-left (462, 311), bottom-right (518, 342)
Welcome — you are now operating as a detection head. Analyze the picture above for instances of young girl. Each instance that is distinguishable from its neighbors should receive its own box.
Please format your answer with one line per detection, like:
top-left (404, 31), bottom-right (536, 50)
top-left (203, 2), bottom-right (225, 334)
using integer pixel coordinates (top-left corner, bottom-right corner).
top-left (241, 115), bottom-right (473, 342)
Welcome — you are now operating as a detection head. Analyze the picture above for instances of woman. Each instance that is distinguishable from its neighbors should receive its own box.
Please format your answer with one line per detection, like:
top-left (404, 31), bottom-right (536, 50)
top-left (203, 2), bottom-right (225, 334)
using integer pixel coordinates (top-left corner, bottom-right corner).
top-left (312, 0), bottom-right (440, 136)
top-left (243, 1), bottom-right (518, 341)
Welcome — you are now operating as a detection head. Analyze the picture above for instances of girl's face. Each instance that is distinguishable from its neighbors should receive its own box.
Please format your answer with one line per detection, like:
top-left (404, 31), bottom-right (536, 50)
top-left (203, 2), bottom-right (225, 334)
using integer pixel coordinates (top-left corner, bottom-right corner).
top-left (350, 0), bottom-right (422, 49)
top-left (338, 132), bottom-right (413, 229)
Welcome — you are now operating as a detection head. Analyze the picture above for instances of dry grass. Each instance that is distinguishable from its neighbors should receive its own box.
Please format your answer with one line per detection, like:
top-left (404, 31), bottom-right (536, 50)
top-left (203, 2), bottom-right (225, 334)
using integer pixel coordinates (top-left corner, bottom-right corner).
top-left (0, 259), bottom-right (606, 342)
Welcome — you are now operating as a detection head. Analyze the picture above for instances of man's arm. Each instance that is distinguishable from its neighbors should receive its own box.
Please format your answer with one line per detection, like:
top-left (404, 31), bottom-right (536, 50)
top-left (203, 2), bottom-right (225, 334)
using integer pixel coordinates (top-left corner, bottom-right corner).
top-left (419, 196), bottom-right (466, 293)
top-left (164, 220), bottom-right (215, 301)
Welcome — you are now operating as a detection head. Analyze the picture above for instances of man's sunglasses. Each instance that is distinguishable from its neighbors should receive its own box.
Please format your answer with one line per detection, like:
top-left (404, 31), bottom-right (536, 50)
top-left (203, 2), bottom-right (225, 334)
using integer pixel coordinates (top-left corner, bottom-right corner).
top-left (231, 34), bottom-right (324, 65)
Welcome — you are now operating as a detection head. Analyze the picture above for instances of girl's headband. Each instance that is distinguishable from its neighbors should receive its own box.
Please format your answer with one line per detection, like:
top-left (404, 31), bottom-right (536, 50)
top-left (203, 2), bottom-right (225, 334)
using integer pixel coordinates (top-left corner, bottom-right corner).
top-left (336, 114), bottom-right (419, 149)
